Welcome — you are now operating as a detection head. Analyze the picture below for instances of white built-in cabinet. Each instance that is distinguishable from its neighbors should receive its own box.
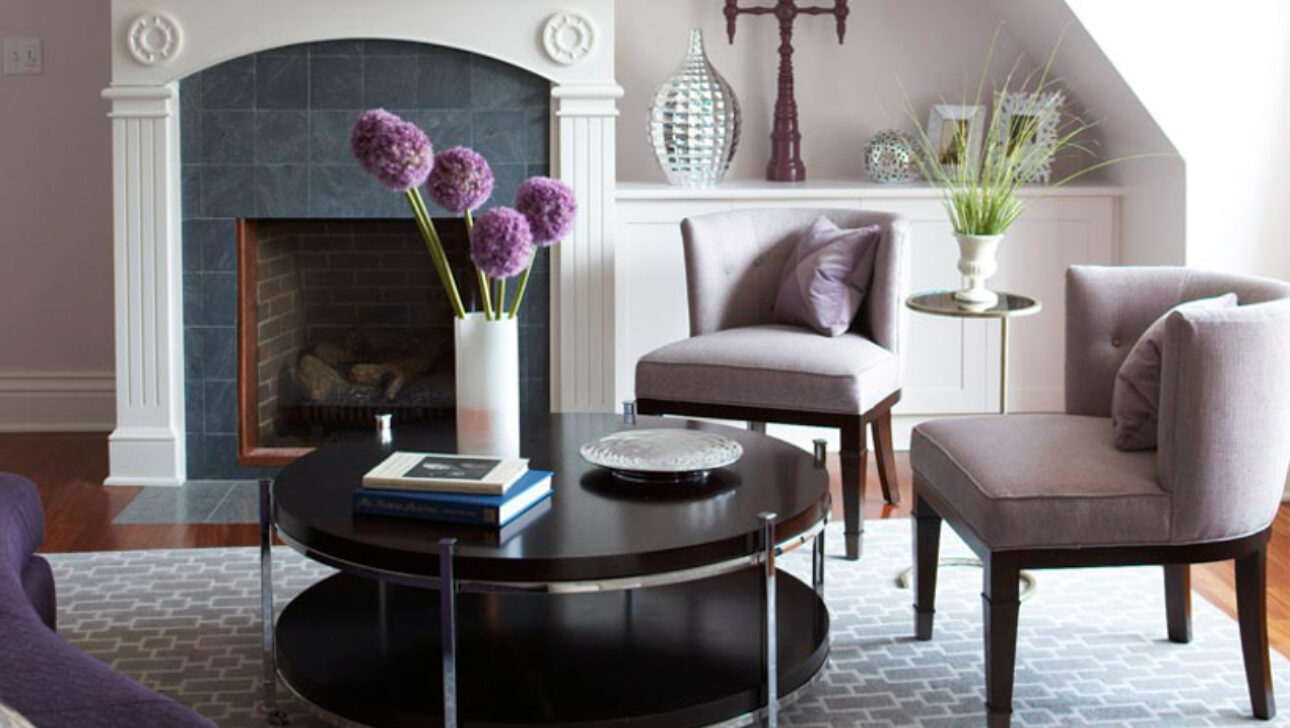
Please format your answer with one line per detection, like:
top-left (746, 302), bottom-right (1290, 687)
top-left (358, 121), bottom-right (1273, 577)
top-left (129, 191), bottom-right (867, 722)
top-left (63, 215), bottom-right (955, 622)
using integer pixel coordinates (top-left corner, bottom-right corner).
top-left (614, 181), bottom-right (1121, 448)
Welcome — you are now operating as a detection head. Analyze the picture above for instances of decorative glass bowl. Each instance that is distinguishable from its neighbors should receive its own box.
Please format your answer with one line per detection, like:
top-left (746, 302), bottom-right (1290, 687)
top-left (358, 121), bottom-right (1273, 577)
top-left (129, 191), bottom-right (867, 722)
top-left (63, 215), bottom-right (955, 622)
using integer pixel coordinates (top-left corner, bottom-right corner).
top-left (580, 429), bottom-right (743, 482)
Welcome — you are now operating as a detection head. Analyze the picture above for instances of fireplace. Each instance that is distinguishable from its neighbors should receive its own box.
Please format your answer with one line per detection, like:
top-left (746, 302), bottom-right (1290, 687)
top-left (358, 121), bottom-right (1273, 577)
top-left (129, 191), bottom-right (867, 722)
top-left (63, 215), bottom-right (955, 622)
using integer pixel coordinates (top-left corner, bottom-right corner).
top-left (238, 218), bottom-right (551, 465)
top-left (104, 0), bottom-right (620, 485)
top-left (175, 39), bottom-right (554, 478)
top-left (240, 218), bottom-right (458, 464)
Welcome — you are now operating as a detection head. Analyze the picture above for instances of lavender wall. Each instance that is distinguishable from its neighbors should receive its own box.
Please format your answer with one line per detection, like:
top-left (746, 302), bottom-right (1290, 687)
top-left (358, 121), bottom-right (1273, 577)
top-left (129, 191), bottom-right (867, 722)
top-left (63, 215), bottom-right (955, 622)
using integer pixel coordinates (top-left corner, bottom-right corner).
top-left (616, 0), bottom-right (1045, 182)
top-left (0, 0), bottom-right (1228, 439)
top-left (0, 0), bottom-right (113, 374)
top-left (180, 39), bottom-right (550, 479)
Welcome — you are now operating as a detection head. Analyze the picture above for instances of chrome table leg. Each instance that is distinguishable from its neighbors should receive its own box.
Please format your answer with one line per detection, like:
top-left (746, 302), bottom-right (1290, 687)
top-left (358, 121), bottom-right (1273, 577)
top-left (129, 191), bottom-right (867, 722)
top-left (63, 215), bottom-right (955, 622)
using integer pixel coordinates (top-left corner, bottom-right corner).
top-left (259, 478), bottom-right (288, 726)
top-left (812, 528), bottom-right (825, 597)
top-left (759, 512), bottom-right (778, 728)
top-left (440, 538), bottom-right (459, 728)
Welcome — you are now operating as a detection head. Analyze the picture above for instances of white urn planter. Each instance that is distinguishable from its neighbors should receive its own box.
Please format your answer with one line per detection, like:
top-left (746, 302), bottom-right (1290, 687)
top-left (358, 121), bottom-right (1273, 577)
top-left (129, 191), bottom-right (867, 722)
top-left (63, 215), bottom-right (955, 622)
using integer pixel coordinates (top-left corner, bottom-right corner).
top-left (454, 313), bottom-right (521, 458)
top-left (953, 233), bottom-right (1003, 307)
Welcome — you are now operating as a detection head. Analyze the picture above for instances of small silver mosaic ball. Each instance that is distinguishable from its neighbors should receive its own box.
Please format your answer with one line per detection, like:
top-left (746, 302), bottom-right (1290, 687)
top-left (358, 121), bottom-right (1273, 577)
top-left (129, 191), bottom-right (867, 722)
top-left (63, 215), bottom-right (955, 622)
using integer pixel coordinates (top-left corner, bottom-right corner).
top-left (864, 130), bottom-right (917, 184)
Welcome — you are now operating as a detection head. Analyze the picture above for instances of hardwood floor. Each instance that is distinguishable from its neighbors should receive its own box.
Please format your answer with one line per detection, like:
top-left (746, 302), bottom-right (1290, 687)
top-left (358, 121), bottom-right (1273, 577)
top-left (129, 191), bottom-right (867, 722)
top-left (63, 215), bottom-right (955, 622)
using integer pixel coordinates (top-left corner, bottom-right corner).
top-left (8, 432), bottom-right (1290, 656)
top-left (2, 433), bottom-right (260, 551)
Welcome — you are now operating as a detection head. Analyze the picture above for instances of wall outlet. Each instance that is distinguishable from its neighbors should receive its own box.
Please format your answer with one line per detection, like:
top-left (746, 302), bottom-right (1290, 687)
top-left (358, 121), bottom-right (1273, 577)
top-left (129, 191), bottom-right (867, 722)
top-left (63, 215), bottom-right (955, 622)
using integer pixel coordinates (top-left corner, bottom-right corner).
top-left (4, 38), bottom-right (43, 75)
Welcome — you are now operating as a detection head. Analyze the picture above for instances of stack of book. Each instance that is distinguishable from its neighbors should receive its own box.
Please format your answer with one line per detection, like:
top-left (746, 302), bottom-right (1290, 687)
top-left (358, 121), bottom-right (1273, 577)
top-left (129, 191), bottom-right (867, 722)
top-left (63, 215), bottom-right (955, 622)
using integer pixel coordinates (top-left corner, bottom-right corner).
top-left (353, 452), bottom-right (552, 527)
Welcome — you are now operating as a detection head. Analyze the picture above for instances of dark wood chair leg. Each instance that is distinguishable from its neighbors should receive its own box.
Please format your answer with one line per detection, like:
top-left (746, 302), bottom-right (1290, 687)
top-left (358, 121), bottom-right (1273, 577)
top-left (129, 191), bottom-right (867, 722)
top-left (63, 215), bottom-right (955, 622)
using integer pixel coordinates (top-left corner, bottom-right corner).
top-left (870, 407), bottom-right (900, 505)
top-left (983, 552), bottom-right (1021, 728)
top-left (913, 494), bottom-right (941, 640)
top-left (1164, 564), bottom-right (1192, 644)
top-left (840, 417), bottom-right (867, 561)
top-left (1236, 546), bottom-right (1276, 720)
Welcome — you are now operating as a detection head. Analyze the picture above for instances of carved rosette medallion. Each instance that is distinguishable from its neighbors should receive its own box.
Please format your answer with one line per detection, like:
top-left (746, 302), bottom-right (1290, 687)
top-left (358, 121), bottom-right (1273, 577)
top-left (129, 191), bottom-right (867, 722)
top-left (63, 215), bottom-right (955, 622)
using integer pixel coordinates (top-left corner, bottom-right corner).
top-left (543, 11), bottom-right (596, 66)
top-left (127, 12), bottom-right (183, 66)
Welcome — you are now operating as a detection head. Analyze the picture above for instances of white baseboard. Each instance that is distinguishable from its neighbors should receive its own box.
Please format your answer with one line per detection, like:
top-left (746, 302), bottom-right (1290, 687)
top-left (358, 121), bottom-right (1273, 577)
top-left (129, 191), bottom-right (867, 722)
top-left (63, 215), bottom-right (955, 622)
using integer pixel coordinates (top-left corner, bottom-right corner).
top-left (0, 372), bottom-right (115, 432)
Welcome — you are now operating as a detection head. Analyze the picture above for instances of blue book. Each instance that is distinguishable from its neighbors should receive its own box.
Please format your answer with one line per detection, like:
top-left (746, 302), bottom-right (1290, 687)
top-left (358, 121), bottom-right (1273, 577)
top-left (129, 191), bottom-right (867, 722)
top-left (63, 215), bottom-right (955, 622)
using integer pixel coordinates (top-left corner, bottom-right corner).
top-left (353, 470), bottom-right (553, 526)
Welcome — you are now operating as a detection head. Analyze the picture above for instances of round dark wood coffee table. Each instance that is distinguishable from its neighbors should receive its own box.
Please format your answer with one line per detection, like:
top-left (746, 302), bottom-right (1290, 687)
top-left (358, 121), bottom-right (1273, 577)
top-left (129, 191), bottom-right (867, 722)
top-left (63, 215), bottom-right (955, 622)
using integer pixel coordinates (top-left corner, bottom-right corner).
top-left (260, 413), bottom-right (831, 728)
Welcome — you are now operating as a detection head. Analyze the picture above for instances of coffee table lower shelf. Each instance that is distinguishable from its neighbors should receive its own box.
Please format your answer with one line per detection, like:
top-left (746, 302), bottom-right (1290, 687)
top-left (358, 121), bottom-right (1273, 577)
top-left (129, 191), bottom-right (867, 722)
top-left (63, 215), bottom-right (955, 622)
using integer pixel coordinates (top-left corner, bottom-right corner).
top-left (276, 570), bottom-right (830, 728)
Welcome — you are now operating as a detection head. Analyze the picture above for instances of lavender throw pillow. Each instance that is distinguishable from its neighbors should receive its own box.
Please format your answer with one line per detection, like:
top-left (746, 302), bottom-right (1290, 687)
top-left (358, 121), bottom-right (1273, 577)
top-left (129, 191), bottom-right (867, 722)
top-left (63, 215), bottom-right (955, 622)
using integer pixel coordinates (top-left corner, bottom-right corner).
top-left (771, 217), bottom-right (882, 336)
top-left (1111, 292), bottom-right (1238, 451)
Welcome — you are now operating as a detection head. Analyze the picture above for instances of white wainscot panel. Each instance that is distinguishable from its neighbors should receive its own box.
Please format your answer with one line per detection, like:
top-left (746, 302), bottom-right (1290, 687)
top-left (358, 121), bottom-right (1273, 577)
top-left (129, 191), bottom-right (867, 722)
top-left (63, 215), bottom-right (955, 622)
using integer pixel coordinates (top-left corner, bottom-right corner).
top-left (614, 183), bottom-right (1119, 449)
top-left (867, 195), bottom-right (1118, 422)
top-left (867, 198), bottom-right (989, 415)
top-left (615, 200), bottom-right (730, 402)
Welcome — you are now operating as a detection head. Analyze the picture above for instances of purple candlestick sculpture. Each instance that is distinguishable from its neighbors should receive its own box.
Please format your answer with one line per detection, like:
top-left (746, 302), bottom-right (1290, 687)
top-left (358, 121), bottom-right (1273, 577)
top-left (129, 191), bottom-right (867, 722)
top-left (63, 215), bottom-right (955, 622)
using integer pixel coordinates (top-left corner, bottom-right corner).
top-left (725, 0), bottom-right (849, 182)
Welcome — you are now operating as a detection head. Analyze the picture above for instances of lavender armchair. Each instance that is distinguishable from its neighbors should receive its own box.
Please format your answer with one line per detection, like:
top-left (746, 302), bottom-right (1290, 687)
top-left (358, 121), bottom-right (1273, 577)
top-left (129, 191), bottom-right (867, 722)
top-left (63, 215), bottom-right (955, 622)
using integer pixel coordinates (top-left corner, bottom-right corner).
top-left (911, 266), bottom-right (1290, 727)
top-left (635, 208), bottom-right (911, 560)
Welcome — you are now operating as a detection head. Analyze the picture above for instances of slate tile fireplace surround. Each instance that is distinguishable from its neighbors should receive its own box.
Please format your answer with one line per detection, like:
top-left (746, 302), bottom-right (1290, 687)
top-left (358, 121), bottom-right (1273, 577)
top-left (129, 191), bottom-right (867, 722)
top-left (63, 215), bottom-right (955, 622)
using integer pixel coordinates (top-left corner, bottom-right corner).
top-left (181, 40), bottom-right (551, 478)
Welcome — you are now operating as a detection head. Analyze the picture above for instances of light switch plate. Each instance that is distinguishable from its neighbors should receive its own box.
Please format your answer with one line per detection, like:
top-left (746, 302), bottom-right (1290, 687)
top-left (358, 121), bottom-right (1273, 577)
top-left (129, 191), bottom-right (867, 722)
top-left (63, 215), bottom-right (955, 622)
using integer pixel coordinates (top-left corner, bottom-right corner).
top-left (4, 38), bottom-right (43, 75)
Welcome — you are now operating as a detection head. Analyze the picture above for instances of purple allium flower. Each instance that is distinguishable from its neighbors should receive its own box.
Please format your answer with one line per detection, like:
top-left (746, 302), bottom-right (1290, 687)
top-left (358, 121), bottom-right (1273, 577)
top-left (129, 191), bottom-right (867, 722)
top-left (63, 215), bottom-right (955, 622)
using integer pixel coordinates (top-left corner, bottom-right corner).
top-left (350, 109), bottom-right (434, 191)
top-left (515, 177), bottom-right (577, 246)
top-left (470, 207), bottom-right (535, 279)
top-left (426, 147), bottom-right (495, 215)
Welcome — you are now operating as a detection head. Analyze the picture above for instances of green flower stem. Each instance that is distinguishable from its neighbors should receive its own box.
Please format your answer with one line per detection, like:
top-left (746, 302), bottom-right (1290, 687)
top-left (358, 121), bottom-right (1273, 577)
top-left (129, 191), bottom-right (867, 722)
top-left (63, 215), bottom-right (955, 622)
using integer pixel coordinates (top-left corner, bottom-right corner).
top-left (494, 278), bottom-right (506, 320)
top-left (405, 189), bottom-right (466, 319)
top-left (464, 211), bottom-right (492, 320)
top-left (476, 272), bottom-right (494, 320)
top-left (508, 256), bottom-right (535, 319)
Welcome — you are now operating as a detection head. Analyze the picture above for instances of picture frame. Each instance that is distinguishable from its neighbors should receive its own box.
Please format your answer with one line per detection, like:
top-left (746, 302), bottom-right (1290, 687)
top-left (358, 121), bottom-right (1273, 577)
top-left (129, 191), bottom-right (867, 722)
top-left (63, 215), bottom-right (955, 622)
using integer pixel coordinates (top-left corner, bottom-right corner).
top-left (994, 91), bottom-right (1063, 184)
top-left (925, 104), bottom-right (985, 175)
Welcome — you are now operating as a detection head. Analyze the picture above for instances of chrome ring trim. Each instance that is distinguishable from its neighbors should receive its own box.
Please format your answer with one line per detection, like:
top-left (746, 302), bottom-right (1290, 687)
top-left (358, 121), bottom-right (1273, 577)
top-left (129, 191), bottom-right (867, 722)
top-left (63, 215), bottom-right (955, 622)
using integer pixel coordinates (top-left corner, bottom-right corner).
top-left (275, 517), bottom-right (827, 594)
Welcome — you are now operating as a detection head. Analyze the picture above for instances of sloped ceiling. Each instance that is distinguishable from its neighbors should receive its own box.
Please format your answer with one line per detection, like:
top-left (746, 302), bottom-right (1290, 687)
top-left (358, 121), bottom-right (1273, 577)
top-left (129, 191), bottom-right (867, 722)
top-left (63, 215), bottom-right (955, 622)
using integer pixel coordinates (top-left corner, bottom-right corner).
top-left (987, 0), bottom-right (1185, 265)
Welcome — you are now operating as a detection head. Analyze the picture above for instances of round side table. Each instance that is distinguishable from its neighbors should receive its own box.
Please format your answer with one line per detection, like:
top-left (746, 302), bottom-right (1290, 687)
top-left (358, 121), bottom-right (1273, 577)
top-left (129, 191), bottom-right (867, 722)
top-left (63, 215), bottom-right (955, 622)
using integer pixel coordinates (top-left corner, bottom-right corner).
top-left (900, 290), bottom-right (1043, 600)
top-left (906, 291), bottom-right (1042, 414)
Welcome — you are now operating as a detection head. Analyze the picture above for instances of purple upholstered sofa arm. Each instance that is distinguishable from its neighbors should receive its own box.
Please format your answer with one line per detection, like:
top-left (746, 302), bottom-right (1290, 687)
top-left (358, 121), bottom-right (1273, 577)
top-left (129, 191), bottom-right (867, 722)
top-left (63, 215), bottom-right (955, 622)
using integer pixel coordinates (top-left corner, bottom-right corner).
top-left (0, 474), bottom-right (55, 630)
top-left (0, 473), bottom-right (218, 728)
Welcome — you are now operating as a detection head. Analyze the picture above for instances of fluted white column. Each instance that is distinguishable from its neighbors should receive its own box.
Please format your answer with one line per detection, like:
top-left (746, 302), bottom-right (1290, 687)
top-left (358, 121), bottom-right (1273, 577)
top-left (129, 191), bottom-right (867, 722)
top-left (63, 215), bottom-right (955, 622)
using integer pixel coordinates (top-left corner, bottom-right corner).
top-left (550, 83), bottom-right (622, 413)
top-left (102, 84), bottom-right (186, 486)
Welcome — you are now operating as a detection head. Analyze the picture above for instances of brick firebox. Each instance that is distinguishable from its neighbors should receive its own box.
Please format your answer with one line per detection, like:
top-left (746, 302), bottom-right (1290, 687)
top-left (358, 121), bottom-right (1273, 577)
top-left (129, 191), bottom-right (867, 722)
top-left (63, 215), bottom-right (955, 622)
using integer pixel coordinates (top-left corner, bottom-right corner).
top-left (238, 218), bottom-right (494, 465)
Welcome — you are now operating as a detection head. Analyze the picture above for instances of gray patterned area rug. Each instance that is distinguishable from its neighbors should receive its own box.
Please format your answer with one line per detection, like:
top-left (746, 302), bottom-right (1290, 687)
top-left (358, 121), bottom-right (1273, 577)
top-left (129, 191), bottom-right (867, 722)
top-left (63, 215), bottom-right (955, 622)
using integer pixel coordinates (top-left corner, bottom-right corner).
top-left (44, 520), bottom-right (1290, 728)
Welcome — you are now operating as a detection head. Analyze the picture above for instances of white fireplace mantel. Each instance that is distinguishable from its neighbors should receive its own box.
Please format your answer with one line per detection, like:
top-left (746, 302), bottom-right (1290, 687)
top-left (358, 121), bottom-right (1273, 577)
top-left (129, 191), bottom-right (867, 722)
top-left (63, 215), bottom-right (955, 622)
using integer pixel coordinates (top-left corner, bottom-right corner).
top-left (104, 0), bottom-right (622, 485)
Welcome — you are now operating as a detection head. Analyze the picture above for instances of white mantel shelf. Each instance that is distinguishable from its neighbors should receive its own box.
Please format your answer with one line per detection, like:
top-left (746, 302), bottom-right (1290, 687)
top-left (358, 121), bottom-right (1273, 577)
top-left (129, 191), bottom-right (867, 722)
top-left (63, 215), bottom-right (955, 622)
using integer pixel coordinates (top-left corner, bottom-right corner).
top-left (616, 179), bottom-right (1124, 201)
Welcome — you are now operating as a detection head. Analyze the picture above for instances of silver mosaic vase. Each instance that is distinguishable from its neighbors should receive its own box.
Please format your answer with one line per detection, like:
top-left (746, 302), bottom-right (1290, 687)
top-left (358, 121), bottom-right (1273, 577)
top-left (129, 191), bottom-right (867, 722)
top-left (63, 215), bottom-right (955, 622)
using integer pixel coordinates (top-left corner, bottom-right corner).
top-left (864, 129), bottom-right (917, 184)
top-left (649, 28), bottom-right (741, 188)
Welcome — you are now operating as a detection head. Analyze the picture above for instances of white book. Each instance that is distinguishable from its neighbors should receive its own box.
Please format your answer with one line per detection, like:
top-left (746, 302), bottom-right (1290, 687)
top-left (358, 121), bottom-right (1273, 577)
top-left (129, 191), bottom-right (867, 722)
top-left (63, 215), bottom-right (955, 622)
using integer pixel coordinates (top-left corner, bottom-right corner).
top-left (361, 452), bottom-right (530, 495)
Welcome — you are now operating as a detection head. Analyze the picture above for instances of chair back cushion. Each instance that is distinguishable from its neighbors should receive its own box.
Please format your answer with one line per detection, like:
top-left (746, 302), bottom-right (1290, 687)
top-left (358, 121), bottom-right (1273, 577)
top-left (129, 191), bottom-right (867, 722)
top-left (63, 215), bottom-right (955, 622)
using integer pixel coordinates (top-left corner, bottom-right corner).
top-left (681, 208), bottom-right (909, 355)
top-left (1065, 266), bottom-right (1290, 544)
top-left (1066, 266), bottom-right (1290, 417)
top-left (771, 217), bottom-right (881, 336)
top-left (1111, 293), bottom-right (1237, 451)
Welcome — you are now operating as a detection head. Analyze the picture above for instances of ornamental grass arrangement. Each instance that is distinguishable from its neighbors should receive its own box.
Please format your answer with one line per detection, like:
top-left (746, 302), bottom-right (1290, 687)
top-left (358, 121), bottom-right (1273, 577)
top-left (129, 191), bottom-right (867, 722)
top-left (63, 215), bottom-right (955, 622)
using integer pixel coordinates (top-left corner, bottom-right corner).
top-left (350, 109), bottom-right (577, 321)
top-left (902, 29), bottom-right (1147, 306)
top-left (904, 30), bottom-right (1123, 237)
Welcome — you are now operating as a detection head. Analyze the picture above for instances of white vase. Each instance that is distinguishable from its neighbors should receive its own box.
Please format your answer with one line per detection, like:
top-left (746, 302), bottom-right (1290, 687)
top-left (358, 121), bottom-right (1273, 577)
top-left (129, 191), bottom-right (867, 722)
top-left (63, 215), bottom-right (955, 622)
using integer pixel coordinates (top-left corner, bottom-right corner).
top-left (453, 313), bottom-right (520, 458)
top-left (953, 233), bottom-right (1003, 307)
